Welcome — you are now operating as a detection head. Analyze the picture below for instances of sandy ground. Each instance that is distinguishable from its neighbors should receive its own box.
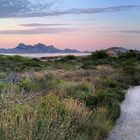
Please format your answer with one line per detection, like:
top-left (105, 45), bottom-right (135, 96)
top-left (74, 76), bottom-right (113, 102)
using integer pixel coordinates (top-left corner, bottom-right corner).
top-left (108, 86), bottom-right (140, 140)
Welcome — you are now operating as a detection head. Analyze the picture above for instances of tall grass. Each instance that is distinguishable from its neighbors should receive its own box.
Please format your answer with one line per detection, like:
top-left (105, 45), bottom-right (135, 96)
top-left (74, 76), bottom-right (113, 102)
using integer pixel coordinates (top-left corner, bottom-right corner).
top-left (0, 51), bottom-right (139, 139)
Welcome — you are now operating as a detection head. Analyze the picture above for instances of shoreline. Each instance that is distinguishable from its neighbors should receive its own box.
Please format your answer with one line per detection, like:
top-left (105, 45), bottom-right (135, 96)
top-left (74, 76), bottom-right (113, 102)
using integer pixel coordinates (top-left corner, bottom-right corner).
top-left (0, 52), bottom-right (91, 58)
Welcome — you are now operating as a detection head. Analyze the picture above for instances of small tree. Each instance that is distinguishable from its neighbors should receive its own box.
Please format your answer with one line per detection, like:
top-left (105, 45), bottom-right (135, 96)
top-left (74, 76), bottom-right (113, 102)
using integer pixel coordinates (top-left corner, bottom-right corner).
top-left (91, 50), bottom-right (109, 59)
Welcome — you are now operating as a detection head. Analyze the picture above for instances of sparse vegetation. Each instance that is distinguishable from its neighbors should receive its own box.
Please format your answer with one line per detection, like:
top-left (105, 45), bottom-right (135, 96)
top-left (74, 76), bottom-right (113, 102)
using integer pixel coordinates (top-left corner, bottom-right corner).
top-left (0, 51), bottom-right (140, 140)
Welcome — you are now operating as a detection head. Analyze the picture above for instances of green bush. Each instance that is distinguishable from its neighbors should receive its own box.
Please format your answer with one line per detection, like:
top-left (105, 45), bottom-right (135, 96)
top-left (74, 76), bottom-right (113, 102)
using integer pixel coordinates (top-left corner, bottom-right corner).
top-left (79, 89), bottom-right (121, 121)
top-left (90, 51), bottom-right (109, 59)
top-left (61, 55), bottom-right (77, 61)
top-left (19, 78), bottom-right (39, 92)
top-left (56, 81), bottom-right (94, 98)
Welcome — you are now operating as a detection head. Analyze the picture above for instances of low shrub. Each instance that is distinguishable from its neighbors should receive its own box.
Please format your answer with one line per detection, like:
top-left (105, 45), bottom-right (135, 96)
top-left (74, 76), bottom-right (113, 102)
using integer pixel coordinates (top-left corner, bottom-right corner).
top-left (55, 81), bottom-right (94, 98)
top-left (19, 78), bottom-right (40, 92)
top-left (61, 55), bottom-right (77, 61)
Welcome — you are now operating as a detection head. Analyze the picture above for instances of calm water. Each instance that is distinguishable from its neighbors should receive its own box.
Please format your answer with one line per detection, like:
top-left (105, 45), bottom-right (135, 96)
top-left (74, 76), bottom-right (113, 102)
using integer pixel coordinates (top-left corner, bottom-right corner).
top-left (108, 86), bottom-right (140, 140)
top-left (0, 53), bottom-right (90, 58)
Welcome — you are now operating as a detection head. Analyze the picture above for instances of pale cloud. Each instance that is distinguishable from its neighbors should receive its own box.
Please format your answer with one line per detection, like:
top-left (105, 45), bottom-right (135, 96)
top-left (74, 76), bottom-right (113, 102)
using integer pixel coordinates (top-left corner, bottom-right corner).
top-left (20, 23), bottom-right (71, 27)
top-left (0, 1), bottom-right (139, 18)
top-left (0, 27), bottom-right (76, 34)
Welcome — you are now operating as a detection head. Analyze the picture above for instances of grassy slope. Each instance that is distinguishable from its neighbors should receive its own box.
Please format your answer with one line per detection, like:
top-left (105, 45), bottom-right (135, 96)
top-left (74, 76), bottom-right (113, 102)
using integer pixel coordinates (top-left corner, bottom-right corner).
top-left (0, 51), bottom-right (140, 140)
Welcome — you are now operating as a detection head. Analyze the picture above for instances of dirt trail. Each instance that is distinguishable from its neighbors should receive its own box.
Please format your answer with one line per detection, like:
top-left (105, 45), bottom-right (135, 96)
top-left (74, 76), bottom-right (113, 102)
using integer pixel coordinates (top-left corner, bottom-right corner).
top-left (108, 86), bottom-right (140, 140)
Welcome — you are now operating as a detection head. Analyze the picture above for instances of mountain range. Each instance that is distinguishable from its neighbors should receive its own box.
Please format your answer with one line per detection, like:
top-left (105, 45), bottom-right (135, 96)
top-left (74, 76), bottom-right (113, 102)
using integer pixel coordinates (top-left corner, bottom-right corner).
top-left (0, 43), bottom-right (84, 54)
top-left (0, 44), bottom-right (137, 55)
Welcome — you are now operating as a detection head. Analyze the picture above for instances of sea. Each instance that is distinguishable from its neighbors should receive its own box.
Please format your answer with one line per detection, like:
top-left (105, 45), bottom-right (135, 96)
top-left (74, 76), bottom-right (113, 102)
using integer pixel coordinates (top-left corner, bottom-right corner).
top-left (0, 53), bottom-right (90, 58)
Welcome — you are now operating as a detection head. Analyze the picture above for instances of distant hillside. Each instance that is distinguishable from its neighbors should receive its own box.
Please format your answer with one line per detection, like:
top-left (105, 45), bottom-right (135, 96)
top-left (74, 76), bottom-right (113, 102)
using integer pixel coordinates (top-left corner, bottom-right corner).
top-left (105, 47), bottom-right (129, 56)
top-left (0, 43), bottom-right (82, 54)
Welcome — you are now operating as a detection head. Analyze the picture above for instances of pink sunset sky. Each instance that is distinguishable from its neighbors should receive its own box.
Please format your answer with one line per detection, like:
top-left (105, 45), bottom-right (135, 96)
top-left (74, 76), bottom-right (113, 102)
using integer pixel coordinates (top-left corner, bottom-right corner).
top-left (0, 0), bottom-right (140, 51)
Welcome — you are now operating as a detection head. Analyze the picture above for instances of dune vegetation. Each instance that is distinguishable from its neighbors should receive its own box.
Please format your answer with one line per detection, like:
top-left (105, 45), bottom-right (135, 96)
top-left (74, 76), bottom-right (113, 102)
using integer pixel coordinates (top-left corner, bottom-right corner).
top-left (0, 51), bottom-right (140, 140)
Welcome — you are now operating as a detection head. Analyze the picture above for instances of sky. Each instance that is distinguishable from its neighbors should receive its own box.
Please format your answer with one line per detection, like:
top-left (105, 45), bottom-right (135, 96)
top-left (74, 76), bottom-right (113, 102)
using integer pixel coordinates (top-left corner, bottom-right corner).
top-left (0, 0), bottom-right (140, 51)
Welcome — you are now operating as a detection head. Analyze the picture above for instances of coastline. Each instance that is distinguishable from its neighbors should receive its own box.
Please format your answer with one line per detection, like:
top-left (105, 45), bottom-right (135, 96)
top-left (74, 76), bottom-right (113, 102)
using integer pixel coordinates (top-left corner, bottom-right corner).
top-left (0, 52), bottom-right (91, 58)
